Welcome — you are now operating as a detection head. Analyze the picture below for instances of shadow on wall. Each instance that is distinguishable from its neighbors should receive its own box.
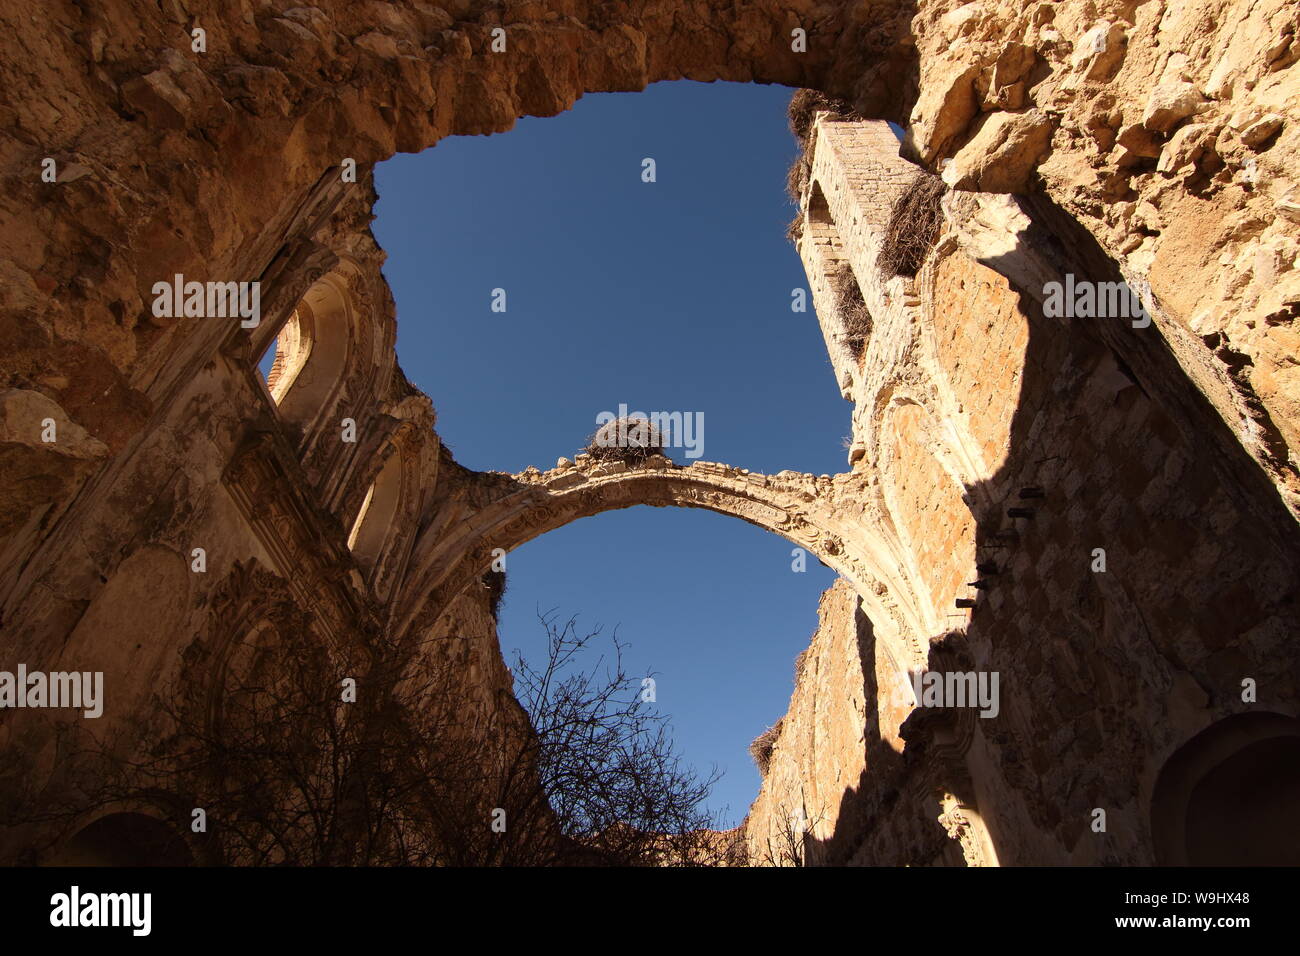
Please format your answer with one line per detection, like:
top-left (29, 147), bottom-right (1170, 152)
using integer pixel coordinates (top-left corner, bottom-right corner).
top-left (47, 812), bottom-right (194, 867)
top-left (1151, 711), bottom-right (1300, 866)
top-left (804, 192), bottom-right (1300, 866)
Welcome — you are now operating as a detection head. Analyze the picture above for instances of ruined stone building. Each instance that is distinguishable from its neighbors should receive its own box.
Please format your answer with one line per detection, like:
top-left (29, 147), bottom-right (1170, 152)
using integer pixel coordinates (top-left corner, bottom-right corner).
top-left (1, 0), bottom-right (1298, 866)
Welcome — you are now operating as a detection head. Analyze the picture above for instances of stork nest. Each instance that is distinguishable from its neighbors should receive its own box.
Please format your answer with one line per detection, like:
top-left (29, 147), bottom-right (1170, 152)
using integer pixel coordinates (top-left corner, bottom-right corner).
top-left (787, 89), bottom-right (860, 147)
top-left (749, 719), bottom-right (784, 776)
top-left (582, 416), bottom-right (667, 465)
top-left (831, 267), bottom-right (872, 358)
top-left (878, 172), bottom-right (947, 279)
top-left (785, 90), bottom-right (860, 244)
top-left (481, 569), bottom-right (506, 619)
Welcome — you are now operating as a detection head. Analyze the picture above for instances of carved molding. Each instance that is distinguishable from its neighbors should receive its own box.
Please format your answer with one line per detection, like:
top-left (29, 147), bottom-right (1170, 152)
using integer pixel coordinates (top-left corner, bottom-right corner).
top-left (184, 558), bottom-right (314, 732)
top-left (399, 462), bottom-right (928, 658)
top-left (222, 430), bottom-right (376, 642)
top-left (938, 792), bottom-right (999, 868)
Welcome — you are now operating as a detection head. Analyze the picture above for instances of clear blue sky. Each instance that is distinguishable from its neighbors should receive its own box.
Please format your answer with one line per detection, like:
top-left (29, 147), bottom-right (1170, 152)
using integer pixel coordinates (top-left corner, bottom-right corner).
top-left (374, 80), bottom-right (848, 828)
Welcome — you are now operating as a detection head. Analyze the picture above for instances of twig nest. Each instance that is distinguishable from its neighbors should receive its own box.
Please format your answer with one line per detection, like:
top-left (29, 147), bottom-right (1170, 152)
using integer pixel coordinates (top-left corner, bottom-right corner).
top-left (749, 719), bottom-right (784, 776)
top-left (878, 172), bottom-right (946, 279)
top-left (582, 416), bottom-right (667, 466)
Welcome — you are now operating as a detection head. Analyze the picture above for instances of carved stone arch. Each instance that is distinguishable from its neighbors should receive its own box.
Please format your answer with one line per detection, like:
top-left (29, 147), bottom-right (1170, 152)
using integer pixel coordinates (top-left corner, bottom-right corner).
top-left (346, 420), bottom-right (428, 602)
top-left (242, 239), bottom-right (339, 369)
top-left (914, 238), bottom-right (1033, 492)
top-left (271, 269), bottom-right (351, 429)
top-left (862, 374), bottom-right (927, 472)
top-left (334, 386), bottom-right (436, 514)
top-left (396, 462), bottom-right (925, 649)
top-left (334, 265), bottom-right (389, 411)
top-left (186, 560), bottom-right (316, 735)
top-left (47, 806), bottom-right (196, 867)
top-left (338, 418), bottom-right (404, 532)
top-left (908, 245), bottom-right (1004, 512)
top-left (265, 259), bottom-right (384, 464)
top-left (264, 305), bottom-right (311, 401)
top-left (880, 389), bottom-right (977, 513)
top-left (351, 267), bottom-right (397, 388)
top-left (348, 445), bottom-right (403, 573)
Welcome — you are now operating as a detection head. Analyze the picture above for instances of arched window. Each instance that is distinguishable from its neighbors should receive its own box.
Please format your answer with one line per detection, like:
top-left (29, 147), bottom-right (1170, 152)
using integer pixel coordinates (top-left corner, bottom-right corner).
top-left (255, 272), bottom-right (356, 436)
top-left (281, 276), bottom-right (351, 427)
top-left (259, 308), bottom-right (311, 404)
top-left (806, 180), bottom-right (834, 234)
top-left (348, 449), bottom-right (403, 573)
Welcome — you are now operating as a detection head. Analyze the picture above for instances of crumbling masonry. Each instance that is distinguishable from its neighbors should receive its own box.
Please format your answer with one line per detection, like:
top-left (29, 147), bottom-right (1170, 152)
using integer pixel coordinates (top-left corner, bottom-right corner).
top-left (1, 0), bottom-right (1298, 865)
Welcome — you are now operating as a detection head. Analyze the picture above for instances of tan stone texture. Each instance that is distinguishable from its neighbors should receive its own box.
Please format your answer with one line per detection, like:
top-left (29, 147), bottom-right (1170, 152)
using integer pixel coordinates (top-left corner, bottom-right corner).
top-left (0, 0), bottom-right (1298, 866)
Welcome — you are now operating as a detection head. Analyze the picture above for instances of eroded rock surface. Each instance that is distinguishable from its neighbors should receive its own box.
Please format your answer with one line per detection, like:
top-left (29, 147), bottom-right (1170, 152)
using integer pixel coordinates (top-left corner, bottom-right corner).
top-left (1, 1), bottom-right (1297, 866)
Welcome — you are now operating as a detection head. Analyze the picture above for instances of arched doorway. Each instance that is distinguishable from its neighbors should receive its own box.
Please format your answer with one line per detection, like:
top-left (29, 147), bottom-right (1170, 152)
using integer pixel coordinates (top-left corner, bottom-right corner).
top-left (50, 812), bottom-right (193, 867)
top-left (1151, 712), bottom-right (1300, 866)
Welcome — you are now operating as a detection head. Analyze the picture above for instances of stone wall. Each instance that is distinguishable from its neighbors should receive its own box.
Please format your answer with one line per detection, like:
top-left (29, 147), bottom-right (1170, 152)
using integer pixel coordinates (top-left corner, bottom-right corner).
top-left (907, 0), bottom-right (1300, 517)
top-left (0, 176), bottom-right (523, 861)
top-left (742, 115), bottom-right (1300, 866)
top-left (0, 1), bottom-right (1297, 865)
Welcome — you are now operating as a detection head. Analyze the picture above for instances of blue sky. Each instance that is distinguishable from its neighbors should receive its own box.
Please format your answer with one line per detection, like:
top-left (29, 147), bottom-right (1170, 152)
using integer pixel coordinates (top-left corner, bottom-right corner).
top-left (373, 80), bottom-right (848, 827)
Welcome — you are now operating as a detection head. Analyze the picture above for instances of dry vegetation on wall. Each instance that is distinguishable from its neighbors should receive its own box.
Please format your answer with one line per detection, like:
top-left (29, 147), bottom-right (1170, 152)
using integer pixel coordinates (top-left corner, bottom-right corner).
top-left (747, 803), bottom-right (827, 867)
top-left (481, 569), bottom-right (507, 619)
top-left (787, 89), bottom-right (862, 146)
top-left (786, 160), bottom-right (811, 242)
top-left (582, 417), bottom-right (667, 465)
top-left (792, 645), bottom-right (811, 683)
top-left (786, 89), bottom-right (862, 241)
top-left (748, 719), bottom-right (784, 776)
top-left (831, 266), bottom-right (872, 357)
top-left (877, 172), bottom-right (947, 278)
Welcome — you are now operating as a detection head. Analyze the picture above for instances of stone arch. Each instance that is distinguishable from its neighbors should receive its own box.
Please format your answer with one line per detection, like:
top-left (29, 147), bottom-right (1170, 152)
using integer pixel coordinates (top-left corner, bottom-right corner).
top-left (861, 374), bottom-right (940, 475)
top-left (187, 560), bottom-right (320, 734)
top-left (263, 307), bottom-right (310, 403)
top-left (0, 5), bottom-right (924, 604)
top-left (48, 811), bottom-right (193, 867)
top-left (398, 459), bottom-right (925, 658)
top-left (273, 266), bottom-right (363, 440)
top-left (252, 256), bottom-right (402, 500)
top-left (349, 447), bottom-right (403, 573)
top-left (916, 240), bottom-right (1032, 487)
top-left (340, 414), bottom-right (432, 601)
top-left (1150, 711), bottom-right (1300, 866)
top-left (806, 180), bottom-right (835, 235)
